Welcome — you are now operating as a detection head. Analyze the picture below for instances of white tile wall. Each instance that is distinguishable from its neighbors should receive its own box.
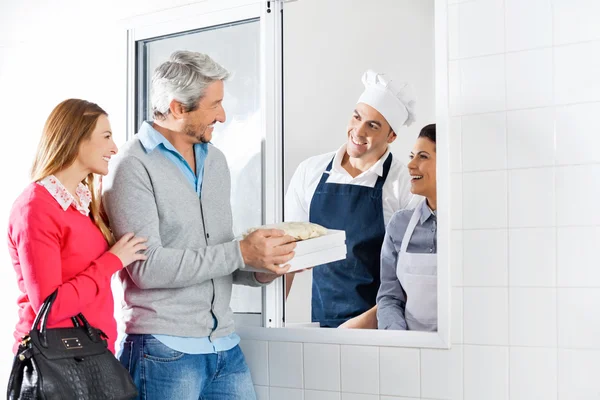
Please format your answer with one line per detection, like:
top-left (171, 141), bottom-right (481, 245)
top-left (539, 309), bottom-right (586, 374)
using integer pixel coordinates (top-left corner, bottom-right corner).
top-left (463, 288), bottom-right (509, 345)
top-left (449, 0), bottom-right (504, 59)
top-left (509, 347), bottom-right (557, 400)
top-left (554, 42), bottom-right (600, 105)
top-left (269, 342), bottom-right (304, 389)
top-left (556, 165), bottom-right (600, 226)
top-left (421, 346), bottom-right (463, 399)
top-left (452, 55), bottom-right (506, 115)
top-left (448, 60), bottom-right (461, 116)
top-left (248, 0), bottom-right (600, 397)
top-left (380, 397), bottom-right (419, 400)
top-left (241, 340), bottom-right (270, 386)
top-left (304, 344), bottom-right (341, 392)
top-left (270, 387), bottom-right (303, 400)
top-left (341, 394), bottom-right (378, 400)
top-left (255, 385), bottom-right (270, 400)
top-left (4, 0), bottom-right (600, 399)
top-left (451, 231), bottom-right (463, 286)
top-left (505, 0), bottom-right (552, 52)
top-left (506, 107), bottom-right (555, 169)
top-left (340, 346), bottom-right (379, 395)
top-left (463, 229), bottom-right (507, 286)
top-left (379, 348), bottom-right (420, 398)
top-left (508, 167), bottom-right (555, 227)
top-left (509, 288), bottom-right (557, 347)
top-left (557, 227), bottom-right (600, 287)
top-left (506, 49), bottom-right (554, 110)
top-left (462, 171), bottom-right (508, 229)
top-left (451, 288), bottom-right (464, 344)
top-left (448, 5), bottom-right (460, 61)
top-left (305, 390), bottom-right (341, 400)
top-left (451, 173), bottom-right (463, 230)
top-left (461, 112), bottom-right (506, 172)
top-left (558, 349), bottom-right (600, 399)
top-left (557, 289), bottom-right (600, 349)
top-left (509, 228), bottom-right (556, 287)
top-left (463, 345), bottom-right (509, 400)
top-left (553, 0), bottom-right (600, 45)
top-left (449, 117), bottom-right (462, 173)
top-left (555, 102), bottom-right (600, 165)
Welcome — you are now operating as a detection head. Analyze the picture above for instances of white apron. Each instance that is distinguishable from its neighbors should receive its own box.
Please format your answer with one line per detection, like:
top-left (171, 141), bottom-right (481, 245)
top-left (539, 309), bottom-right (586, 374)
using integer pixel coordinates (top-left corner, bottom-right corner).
top-left (396, 200), bottom-right (438, 331)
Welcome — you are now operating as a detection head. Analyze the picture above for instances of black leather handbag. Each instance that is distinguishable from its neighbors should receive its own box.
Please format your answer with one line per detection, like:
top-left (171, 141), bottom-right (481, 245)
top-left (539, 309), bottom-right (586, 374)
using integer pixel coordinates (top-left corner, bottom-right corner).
top-left (7, 290), bottom-right (138, 400)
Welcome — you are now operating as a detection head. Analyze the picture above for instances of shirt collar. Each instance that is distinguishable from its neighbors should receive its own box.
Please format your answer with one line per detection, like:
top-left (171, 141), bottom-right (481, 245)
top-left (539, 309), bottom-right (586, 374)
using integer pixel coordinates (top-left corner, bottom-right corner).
top-left (37, 175), bottom-right (91, 216)
top-left (332, 143), bottom-right (391, 178)
top-left (137, 121), bottom-right (179, 154)
top-left (419, 199), bottom-right (436, 224)
top-left (137, 120), bottom-right (208, 159)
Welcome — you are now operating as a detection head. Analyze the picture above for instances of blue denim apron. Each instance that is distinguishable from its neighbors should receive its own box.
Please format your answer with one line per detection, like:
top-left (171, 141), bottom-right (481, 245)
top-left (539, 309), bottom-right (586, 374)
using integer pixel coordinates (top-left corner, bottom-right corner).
top-left (309, 153), bottom-right (392, 327)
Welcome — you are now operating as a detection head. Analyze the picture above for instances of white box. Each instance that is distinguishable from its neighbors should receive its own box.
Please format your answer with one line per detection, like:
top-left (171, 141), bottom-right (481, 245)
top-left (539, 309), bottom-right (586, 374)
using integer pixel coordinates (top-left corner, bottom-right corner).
top-left (287, 244), bottom-right (347, 272)
top-left (295, 229), bottom-right (346, 255)
top-left (244, 229), bottom-right (347, 273)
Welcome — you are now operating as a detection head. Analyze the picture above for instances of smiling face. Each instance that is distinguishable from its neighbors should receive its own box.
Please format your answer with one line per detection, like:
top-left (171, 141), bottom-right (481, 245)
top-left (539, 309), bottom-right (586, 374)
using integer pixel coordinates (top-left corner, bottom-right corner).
top-left (346, 102), bottom-right (396, 164)
top-left (407, 136), bottom-right (436, 198)
top-left (75, 114), bottom-right (118, 176)
top-left (182, 80), bottom-right (226, 143)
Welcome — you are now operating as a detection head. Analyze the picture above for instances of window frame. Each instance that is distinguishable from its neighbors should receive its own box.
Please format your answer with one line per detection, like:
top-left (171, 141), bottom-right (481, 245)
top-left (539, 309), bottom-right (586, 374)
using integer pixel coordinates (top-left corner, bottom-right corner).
top-left (125, 0), bottom-right (285, 328)
top-left (124, 0), bottom-right (452, 349)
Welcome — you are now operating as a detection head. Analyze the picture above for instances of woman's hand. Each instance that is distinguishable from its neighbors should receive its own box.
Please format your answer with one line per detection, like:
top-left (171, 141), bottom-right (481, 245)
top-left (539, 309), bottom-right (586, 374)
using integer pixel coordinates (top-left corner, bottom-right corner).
top-left (109, 232), bottom-right (148, 267)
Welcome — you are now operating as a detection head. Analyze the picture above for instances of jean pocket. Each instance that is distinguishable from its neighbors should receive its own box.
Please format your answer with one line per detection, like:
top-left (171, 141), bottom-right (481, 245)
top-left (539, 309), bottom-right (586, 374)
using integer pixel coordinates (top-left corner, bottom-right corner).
top-left (143, 338), bottom-right (185, 362)
top-left (119, 341), bottom-right (134, 372)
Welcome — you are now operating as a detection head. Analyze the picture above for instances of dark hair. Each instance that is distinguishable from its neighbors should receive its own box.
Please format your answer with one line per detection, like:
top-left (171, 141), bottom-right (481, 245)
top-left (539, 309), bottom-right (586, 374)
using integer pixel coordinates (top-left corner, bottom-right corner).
top-left (418, 123), bottom-right (436, 144)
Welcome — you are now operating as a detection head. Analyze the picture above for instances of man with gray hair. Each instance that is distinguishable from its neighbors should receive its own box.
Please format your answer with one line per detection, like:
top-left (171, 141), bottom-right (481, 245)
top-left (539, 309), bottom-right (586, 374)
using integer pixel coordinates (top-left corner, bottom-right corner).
top-left (103, 50), bottom-right (295, 399)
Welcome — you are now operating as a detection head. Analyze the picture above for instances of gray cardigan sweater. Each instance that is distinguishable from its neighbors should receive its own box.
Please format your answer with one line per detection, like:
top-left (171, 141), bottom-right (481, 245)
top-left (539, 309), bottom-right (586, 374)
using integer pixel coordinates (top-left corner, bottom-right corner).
top-left (102, 136), bottom-right (262, 339)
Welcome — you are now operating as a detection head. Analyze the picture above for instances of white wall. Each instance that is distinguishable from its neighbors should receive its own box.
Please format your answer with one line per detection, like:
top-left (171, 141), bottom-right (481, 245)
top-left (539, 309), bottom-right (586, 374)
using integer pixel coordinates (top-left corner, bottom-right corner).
top-left (1, 1), bottom-right (600, 399)
top-left (283, 0), bottom-right (435, 324)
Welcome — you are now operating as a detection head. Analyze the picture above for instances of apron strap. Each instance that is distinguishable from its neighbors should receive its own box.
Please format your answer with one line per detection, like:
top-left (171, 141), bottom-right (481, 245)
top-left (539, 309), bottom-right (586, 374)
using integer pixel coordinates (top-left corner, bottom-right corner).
top-left (316, 157), bottom-right (335, 187)
top-left (374, 153), bottom-right (393, 190)
top-left (317, 152), bottom-right (392, 190)
top-left (400, 199), bottom-right (425, 253)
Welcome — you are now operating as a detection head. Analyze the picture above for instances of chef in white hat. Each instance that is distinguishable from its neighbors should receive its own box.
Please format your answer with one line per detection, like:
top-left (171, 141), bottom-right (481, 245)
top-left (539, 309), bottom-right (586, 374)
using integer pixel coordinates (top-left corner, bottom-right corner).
top-left (285, 69), bottom-right (419, 329)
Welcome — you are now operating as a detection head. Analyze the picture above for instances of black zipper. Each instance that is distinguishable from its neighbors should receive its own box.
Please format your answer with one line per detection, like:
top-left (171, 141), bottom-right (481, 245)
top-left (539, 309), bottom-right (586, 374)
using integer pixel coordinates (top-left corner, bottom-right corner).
top-left (199, 200), bottom-right (218, 339)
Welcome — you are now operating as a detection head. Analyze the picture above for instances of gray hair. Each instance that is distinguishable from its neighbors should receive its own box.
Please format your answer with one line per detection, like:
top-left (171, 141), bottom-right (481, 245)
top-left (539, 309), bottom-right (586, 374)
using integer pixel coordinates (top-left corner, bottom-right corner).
top-left (151, 50), bottom-right (230, 120)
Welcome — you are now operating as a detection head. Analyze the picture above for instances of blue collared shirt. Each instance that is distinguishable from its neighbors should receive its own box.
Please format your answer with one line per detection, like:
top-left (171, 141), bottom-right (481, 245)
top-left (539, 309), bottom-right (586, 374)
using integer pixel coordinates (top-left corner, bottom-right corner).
top-left (136, 121), bottom-right (240, 354)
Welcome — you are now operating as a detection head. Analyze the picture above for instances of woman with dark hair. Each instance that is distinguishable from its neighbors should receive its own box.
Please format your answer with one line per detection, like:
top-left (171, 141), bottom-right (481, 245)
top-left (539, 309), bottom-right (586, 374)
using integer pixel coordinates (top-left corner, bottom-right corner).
top-left (376, 124), bottom-right (437, 331)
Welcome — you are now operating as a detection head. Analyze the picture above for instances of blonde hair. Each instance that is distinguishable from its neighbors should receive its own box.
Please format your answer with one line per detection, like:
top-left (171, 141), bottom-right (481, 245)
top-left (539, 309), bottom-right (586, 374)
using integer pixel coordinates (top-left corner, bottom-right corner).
top-left (31, 99), bottom-right (115, 245)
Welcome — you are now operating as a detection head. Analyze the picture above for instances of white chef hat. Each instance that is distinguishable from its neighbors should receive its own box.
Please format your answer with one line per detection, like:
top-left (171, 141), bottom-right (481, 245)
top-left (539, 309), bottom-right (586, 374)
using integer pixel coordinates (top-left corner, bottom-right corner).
top-left (356, 69), bottom-right (416, 133)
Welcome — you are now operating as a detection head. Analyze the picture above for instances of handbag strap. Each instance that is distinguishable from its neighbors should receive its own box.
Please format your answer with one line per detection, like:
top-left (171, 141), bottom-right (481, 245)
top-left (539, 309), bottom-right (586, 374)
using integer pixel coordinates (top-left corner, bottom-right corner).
top-left (31, 289), bottom-right (99, 348)
top-left (72, 313), bottom-right (99, 341)
top-left (31, 290), bottom-right (57, 332)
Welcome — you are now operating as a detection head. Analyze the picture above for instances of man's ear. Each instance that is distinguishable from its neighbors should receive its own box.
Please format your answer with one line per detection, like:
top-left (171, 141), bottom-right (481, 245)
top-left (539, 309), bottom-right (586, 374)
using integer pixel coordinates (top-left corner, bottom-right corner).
top-left (387, 130), bottom-right (397, 144)
top-left (169, 100), bottom-right (186, 120)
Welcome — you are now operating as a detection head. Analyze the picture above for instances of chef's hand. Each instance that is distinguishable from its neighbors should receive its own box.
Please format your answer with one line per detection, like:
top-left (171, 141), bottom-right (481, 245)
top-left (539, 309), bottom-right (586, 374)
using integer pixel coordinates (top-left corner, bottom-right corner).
top-left (338, 306), bottom-right (378, 329)
top-left (240, 229), bottom-right (296, 275)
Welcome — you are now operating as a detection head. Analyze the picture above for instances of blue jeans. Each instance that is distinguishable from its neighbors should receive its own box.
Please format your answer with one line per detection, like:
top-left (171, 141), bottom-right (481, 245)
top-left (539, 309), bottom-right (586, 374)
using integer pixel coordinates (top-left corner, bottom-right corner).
top-left (119, 334), bottom-right (257, 400)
